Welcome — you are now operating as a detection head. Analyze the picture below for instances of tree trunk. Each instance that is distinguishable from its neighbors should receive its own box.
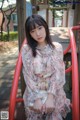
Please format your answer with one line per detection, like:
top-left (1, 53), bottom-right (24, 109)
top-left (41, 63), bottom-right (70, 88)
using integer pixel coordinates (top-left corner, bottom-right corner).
top-left (16, 0), bottom-right (26, 95)
top-left (17, 0), bottom-right (26, 50)
top-left (44, 0), bottom-right (49, 24)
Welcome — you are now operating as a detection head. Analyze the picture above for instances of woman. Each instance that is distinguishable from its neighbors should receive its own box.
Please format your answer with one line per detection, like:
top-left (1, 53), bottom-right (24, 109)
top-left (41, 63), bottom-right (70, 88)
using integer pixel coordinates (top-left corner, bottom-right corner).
top-left (22, 14), bottom-right (70, 120)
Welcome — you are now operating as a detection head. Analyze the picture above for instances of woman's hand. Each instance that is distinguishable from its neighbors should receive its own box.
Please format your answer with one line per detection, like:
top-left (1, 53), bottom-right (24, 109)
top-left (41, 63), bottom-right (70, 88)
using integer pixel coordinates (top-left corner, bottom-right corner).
top-left (30, 98), bottom-right (42, 113)
top-left (42, 93), bottom-right (55, 114)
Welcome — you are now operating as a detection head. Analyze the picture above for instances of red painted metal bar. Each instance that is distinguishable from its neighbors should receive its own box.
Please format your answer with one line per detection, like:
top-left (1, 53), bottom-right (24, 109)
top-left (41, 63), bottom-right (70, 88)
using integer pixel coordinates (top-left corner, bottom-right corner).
top-left (69, 27), bottom-right (79, 120)
top-left (71, 26), bottom-right (80, 31)
top-left (9, 39), bottom-right (26, 120)
top-left (16, 98), bottom-right (23, 102)
top-left (65, 66), bottom-right (72, 73)
top-left (63, 42), bottom-right (71, 55)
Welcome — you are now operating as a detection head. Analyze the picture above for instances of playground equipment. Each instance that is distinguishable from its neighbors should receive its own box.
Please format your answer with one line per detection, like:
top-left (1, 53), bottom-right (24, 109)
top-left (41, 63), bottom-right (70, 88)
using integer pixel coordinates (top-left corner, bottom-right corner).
top-left (9, 26), bottom-right (80, 120)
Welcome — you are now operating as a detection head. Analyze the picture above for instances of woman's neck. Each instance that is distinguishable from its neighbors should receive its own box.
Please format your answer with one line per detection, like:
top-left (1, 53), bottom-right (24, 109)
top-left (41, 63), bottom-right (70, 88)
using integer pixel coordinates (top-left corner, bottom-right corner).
top-left (38, 41), bottom-right (47, 48)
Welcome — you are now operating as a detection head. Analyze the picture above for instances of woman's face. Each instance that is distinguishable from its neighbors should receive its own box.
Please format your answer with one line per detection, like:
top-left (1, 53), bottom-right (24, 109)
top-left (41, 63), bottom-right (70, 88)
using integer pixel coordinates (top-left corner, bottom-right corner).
top-left (30, 24), bottom-right (46, 46)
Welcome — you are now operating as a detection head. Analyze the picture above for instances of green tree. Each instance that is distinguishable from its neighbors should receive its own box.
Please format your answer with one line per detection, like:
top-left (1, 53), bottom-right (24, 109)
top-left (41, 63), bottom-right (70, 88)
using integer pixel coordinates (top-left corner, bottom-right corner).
top-left (49, 0), bottom-right (67, 26)
top-left (49, 0), bottom-right (67, 7)
top-left (0, 0), bottom-right (16, 41)
top-left (0, 0), bottom-right (5, 40)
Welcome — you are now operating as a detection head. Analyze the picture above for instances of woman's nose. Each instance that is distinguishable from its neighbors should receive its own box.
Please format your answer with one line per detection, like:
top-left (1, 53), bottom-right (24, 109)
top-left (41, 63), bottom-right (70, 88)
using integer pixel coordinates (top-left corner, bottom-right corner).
top-left (36, 30), bottom-right (40, 36)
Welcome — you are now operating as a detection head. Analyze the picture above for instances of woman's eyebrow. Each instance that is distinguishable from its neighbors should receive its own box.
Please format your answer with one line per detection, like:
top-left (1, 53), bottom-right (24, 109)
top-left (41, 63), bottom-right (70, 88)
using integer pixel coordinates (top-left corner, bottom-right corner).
top-left (36, 25), bottom-right (42, 28)
top-left (30, 25), bottom-right (42, 31)
top-left (31, 26), bottom-right (41, 30)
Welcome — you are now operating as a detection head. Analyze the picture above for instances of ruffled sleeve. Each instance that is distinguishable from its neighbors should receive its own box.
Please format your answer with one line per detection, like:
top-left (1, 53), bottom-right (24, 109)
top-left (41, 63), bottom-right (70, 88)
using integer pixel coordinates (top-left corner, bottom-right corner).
top-left (21, 44), bottom-right (43, 103)
top-left (48, 42), bottom-right (65, 95)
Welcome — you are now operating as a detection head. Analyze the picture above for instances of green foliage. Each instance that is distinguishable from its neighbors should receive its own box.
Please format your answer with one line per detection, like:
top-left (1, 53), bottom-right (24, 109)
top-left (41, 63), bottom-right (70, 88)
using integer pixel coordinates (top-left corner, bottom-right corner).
top-left (0, 31), bottom-right (18, 41)
top-left (49, 0), bottom-right (67, 7)
top-left (49, 0), bottom-right (67, 23)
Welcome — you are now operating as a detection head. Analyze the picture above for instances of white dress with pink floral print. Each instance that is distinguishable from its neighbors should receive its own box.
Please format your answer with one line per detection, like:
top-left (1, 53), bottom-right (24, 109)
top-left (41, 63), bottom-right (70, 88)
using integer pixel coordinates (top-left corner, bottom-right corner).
top-left (22, 42), bottom-right (70, 120)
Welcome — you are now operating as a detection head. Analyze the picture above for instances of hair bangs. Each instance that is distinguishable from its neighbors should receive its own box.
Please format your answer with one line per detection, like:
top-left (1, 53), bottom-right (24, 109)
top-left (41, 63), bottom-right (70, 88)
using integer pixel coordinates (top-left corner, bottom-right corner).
top-left (28, 18), bottom-right (43, 32)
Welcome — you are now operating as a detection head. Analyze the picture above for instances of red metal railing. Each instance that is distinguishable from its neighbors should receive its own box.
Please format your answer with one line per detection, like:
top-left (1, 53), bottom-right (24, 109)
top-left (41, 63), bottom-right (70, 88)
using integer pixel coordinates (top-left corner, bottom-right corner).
top-left (9, 39), bottom-right (26, 120)
top-left (9, 26), bottom-right (80, 120)
top-left (64, 26), bottom-right (80, 120)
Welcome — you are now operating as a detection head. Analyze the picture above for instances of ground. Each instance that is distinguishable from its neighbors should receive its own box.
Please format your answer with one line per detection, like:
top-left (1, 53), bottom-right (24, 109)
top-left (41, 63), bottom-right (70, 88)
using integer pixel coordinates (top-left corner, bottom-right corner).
top-left (0, 40), bottom-right (26, 120)
top-left (0, 41), bottom-right (18, 53)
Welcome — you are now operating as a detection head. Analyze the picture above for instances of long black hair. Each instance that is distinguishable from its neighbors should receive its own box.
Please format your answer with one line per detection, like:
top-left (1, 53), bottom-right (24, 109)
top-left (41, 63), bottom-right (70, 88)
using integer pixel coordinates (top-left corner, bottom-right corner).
top-left (25, 14), bottom-right (55, 57)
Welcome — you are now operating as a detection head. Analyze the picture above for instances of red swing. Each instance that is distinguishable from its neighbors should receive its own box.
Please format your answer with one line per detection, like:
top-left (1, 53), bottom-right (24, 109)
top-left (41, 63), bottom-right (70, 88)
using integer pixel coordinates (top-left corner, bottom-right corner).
top-left (9, 26), bottom-right (80, 120)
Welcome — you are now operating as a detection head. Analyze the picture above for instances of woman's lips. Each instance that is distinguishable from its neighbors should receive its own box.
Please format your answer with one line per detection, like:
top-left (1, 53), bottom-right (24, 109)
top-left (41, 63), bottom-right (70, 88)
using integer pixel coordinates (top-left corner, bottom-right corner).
top-left (38, 37), bottom-right (42, 40)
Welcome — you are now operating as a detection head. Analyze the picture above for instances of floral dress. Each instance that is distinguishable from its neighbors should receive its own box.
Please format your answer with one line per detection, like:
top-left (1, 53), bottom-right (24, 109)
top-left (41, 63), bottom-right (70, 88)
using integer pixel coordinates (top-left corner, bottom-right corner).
top-left (22, 42), bottom-right (70, 120)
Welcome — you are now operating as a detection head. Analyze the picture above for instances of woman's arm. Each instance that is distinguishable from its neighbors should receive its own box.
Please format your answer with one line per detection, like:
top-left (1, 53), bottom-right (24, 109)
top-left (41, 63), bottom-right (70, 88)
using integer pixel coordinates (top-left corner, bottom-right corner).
top-left (22, 44), bottom-right (42, 99)
top-left (22, 44), bottom-right (43, 112)
top-left (42, 43), bottom-right (65, 113)
top-left (47, 42), bottom-right (65, 96)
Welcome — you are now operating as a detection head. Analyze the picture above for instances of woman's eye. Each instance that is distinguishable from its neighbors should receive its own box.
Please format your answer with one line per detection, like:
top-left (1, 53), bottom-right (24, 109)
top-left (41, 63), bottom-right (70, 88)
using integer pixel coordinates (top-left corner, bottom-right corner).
top-left (30, 30), bottom-right (35, 33)
top-left (38, 26), bottom-right (42, 29)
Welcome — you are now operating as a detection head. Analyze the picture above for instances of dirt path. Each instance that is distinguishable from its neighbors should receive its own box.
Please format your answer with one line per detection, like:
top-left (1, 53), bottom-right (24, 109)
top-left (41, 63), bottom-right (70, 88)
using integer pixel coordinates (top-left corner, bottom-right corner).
top-left (0, 41), bottom-right (18, 54)
top-left (0, 41), bottom-right (22, 111)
